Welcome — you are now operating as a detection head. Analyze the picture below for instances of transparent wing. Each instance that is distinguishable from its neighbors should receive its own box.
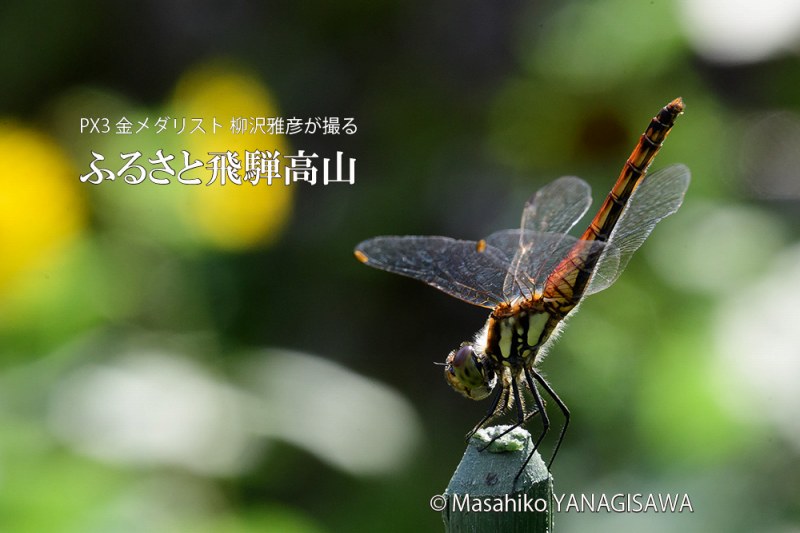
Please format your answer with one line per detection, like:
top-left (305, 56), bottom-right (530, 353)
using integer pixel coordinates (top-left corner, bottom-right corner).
top-left (354, 236), bottom-right (514, 308)
top-left (520, 176), bottom-right (593, 235)
top-left (485, 229), bottom-right (608, 300)
top-left (585, 164), bottom-right (691, 295)
top-left (505, 176), bottom-right (593, 298)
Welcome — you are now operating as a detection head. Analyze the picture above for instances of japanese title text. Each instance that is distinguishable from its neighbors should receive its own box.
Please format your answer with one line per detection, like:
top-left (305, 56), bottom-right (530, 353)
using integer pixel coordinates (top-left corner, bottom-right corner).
top-left (79, 116), bottom-right (357, 136)
top-left (79, 150), bottom-right (356, 186)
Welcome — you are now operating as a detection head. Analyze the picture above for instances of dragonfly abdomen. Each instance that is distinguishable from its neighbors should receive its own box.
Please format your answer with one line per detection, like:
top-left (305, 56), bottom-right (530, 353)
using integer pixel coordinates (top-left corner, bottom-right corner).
top-left (543, 98), bottom-right (685, 305)
top-left (581, 97), bottom-right (684, 244)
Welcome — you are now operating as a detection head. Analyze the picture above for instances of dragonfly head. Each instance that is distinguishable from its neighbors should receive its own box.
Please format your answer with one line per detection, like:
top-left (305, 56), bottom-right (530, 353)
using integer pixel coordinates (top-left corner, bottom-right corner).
top-left (444, 344), bottom-right (496, 401)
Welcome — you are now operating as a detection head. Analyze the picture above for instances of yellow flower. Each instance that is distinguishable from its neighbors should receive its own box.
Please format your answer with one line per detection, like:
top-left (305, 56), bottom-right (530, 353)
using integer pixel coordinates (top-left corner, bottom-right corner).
top-left (0, 124), bottom-right (86, 294)
top-left (171, 63), bottom-right (293, 250)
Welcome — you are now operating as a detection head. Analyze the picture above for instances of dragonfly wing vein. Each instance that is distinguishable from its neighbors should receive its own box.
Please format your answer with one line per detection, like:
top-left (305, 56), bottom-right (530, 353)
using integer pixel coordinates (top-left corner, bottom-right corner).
top-left (520, 176), bottom-right (593, 235)
top-left (585, 164), bottom-right (691, 295)
top-left (507, 177), bottom-right (594, 298)
top-left (485, 229), bottom-right (607, 302)
top-left (355, 235), bottom-right (513, 308)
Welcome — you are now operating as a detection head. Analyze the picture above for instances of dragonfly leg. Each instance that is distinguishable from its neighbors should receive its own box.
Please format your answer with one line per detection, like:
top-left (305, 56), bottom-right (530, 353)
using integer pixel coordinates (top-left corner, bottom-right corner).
top-left (466, 385), bottom-right (508, 442)
top-left (515, 368), bottom-right (550, 481)
top-left (478, 377), bottom-right (543, 452)
top-left (530, 368), bottom-right (570, 470)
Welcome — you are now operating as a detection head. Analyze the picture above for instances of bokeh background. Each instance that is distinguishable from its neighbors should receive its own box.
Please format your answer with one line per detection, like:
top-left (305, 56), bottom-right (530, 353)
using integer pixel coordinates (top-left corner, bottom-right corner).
top-left (2, 1), bottom-right (800, 531)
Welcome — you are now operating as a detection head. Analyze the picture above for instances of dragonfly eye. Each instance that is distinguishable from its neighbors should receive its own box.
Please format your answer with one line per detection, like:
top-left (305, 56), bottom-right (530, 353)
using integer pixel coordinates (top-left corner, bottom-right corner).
top-left (453, 345), bottom-right (473, 367)
top-left (444, 344), bottom-right (496, 401)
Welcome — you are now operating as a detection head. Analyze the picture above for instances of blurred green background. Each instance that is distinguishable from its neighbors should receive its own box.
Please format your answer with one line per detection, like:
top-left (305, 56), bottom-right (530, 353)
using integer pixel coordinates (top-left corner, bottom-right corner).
top-left (2, 1), bottom-right (800, 531)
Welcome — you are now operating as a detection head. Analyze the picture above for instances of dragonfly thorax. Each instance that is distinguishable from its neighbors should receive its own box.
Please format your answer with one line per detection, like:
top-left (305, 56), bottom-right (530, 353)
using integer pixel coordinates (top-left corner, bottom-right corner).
top-left (443, 303), bottom-right (562, 402)
top-left (484, 306), bottom-right (559, 370)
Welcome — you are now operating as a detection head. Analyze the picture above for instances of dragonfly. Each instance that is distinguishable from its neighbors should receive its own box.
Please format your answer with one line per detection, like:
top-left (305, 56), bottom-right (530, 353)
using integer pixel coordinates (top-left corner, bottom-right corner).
top-left (354, 98), bottom-right (690, 476)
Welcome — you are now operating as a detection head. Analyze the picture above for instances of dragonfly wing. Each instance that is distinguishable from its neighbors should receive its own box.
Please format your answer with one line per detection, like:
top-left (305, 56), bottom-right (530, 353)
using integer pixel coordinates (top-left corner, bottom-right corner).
top-left (501, 177), bottom-right (594, 298)
top-left (520, 176), bottom-right (593, 235)
top-left (585, 164), bottom-right (691, 295)
top-left (486, 229), bottom-right (607, 301)
top-left (355, 235), bottom-right (513, 308)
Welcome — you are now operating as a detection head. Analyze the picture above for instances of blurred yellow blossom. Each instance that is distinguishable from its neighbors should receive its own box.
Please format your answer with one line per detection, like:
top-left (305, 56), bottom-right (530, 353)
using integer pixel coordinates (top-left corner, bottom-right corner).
top-left (0, 124), bottom-right (86, 295)
top-left (171, 63), bottom-right (293, 250)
